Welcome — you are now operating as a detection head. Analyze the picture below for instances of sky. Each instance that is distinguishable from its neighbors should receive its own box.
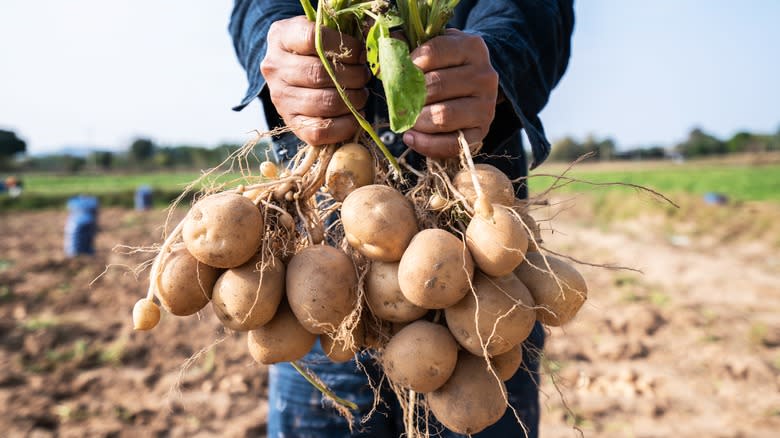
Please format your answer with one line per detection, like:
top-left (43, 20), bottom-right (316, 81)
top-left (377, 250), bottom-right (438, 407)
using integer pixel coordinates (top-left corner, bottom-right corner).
top-left (1, 1), bottom-right (779, 155)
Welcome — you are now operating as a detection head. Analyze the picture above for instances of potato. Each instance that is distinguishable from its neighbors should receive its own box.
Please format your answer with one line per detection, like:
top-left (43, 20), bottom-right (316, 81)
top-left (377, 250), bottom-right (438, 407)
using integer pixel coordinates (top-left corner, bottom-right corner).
top-left (514, 252), bottom-right (588, 326)
top-left (445, 272), bottom-right (535, 357)
top-left (453, 164), bottom-right (515, 207)
top-left (211, 254), bottom-right (284, 331)
top-left (365, 261), bottom-right (427, 323)
top-left (465, 204), bottom-right (528, 277)
top-left (342, 185), bottom-right (418, 262)
top-left (491, 346), bottom-right (522, 381)
top-left (286, 245), bottom-right (358, 334)
top-left (182, 193), bottom-right (263, 269)
top-left (132, 298), bottom-right (160, 331)
top-left (247, 300), bottom-right (316, 365)
top-left (398, 229), bottom-right (475, 309)
top-left (320, 323), bottom-right (364, 363)
top-left (156, 245), bottom-right (219, 316)
top-left (428, 352), bottom-right (507, 435)
top-left (512, 200), bottom-right (543, 252)
top-left (325, 142), bottom-right (375, 202)
top-left (382, 321), bottom-right (458, 393)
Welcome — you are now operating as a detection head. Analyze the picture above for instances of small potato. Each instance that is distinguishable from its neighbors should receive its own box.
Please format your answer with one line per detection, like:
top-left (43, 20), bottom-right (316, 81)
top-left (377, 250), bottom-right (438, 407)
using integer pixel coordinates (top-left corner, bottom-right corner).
top-left (453, 164), bottom-right (515, 207)
top-left (465, 204), bottom-right (528, 277)
top-left (514, 252), bottom-right (587, 326)
top-left (491, 346), bottom-right (522, 381)
top-left (286, 245), bottom-right (358, 334)
top-left (365, 261), bottom-right (428, 323)
top-left (320, 323), bottom-right (364, 363)
top-left (342, 185), bottom-right (418, 262)
top-left (325, 142), bottom-right (375, 202)
top-left (445, 272), bottom-right (535, 357)
top-left (132, 298), bottom-right (160, 331)
top-left (247, 300), bottom-right (316, 365)
top-left (398, 229), bottom-right (475, 309)
top-left (157, 245), bottom-right (219, 316)
top-left (211, 254), bottom-right (285, 331)
top-left (382, 321), bottom-right (458, 393)
top-left (428, 352), bottom-right (507, 435)
top-left (182, 193), bottom-right (264, 269)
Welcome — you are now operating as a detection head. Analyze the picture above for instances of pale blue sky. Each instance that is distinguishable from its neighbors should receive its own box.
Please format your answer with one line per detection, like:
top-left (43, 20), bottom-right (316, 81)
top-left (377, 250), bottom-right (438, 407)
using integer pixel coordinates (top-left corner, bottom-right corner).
top-left (1, 1), bottom-right (778, 154)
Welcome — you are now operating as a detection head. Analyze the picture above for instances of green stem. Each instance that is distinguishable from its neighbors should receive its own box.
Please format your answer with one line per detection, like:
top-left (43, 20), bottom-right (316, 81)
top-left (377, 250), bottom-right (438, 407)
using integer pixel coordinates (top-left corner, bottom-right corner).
top-left (291, 361), bottom-right (359, 410)
top-left (299, 0), bottom-right (316, 21)
top-left (313, 3), bottom-right (403, 177)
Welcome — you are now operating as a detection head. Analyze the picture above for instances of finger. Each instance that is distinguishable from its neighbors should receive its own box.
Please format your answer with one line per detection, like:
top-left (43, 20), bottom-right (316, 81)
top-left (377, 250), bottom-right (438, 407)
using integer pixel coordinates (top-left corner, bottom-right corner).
top-left (412, 97), bottom-right (485, 134)
top-left (280, 54), bottom-right (370, 89)
top-left (273, 86), bottom-right (368, 118)
top-left (402, 128), bottom-right (483, 159)
top-left (276, 16), bottom-right (365, 64)
top-left (423, 65), bottom-right (484, 104)
top-left (287, 114), bottom-right (360, 146)
top-left (410, 30), bottom-right (483, 72)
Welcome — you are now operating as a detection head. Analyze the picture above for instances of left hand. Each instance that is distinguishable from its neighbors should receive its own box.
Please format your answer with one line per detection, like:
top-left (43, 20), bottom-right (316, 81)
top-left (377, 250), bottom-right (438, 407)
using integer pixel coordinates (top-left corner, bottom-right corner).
top-left (403, 29), bottom-right (499, 158)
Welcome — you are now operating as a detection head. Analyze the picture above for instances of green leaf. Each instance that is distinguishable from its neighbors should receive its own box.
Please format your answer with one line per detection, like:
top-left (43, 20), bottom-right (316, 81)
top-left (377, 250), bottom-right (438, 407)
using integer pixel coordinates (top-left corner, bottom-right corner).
top-left (366, 20), bottom-right (383, 77)
top-left (378, 36), bottom-right (425, 132)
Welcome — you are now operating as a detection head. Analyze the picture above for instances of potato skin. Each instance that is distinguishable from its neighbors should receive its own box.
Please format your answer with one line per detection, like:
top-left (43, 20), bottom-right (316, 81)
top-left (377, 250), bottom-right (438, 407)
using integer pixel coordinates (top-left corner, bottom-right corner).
top-left (382, 321), bottom-right (458, 393)
top-left (182, 193), bottom-right (264, 269)
top-left (427, 352), bottom-right (507, 435)
top-left (514, 252), bottom-right (588, 326)
top-left (320, 323), bottom-right (364, 363)
top-left (211, 255), bottom-right (284, 331)
top-left (445, 272), bottom-right (536, 357)
top-left (466, 204), bottom-right (528, 277)
top-left (247, 300), bottom-right (316, 365)
top-left (491, 346), bottom-right (522, 381)
top-left (286, 245), bottom-right (358, 334)
top-left (453, 164), bottom-right (515, 207)
top-left (157, 245), bottom-right (219, 316)
top-left (365, 261), bottom-right (428, 323)
top-left (398, 229), bottom-right (475, 309)
top-left (342, 185), bottom-right (418, 262)
top-left (325, 142), bottom-right (375, 202)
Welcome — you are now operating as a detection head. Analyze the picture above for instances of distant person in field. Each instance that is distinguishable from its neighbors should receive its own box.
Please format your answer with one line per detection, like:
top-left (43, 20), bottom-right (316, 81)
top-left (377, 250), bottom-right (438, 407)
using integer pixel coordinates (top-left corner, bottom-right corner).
top-left (230, 1), bottom-right (574, 436)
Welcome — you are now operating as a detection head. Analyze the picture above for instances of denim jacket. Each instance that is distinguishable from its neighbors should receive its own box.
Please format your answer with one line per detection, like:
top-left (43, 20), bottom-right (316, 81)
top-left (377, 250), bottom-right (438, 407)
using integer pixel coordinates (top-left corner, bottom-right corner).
top-left (229, 0), bottom-right (573, 188)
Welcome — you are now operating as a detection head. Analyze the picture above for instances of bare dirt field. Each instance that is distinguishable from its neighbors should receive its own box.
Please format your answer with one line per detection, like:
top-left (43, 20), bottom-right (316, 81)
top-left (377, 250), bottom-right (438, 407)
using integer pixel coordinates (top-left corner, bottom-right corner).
top-left (1, 205), bottom-right (778, 437)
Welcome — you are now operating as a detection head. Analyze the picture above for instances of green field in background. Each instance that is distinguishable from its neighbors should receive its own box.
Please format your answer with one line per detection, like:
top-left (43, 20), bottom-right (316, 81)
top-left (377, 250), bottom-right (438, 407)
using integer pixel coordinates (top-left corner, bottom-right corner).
top-left (21, 172), bottom-right (223, 195)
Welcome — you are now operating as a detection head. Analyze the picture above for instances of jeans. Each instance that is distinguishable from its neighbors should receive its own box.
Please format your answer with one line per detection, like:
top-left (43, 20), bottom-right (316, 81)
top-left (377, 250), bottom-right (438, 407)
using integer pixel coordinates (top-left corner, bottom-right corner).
top-left (267, 322), bottom-right (545, 438)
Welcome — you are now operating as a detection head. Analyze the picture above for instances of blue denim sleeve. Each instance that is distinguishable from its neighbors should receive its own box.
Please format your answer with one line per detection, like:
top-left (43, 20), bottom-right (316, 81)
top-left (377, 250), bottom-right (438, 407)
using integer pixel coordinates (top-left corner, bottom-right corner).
top-left (458, 0), bottom-right (574, 168)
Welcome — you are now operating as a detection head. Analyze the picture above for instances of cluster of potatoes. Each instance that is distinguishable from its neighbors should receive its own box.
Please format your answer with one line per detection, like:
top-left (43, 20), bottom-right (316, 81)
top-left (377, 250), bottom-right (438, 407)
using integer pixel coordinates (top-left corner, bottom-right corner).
top-left (132, 143), bottom-right (588, 435)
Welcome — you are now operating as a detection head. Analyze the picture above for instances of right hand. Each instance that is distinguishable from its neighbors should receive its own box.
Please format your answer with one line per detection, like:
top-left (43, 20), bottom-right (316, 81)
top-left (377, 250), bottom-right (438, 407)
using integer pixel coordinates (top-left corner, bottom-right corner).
top-left (261, 16), bottom-right (370, 146)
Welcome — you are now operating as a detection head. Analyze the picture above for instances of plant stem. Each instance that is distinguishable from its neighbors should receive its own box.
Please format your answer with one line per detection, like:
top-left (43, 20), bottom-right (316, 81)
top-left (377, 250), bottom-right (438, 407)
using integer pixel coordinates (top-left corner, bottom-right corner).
top-left (291, 361), bottom-right (359, 410)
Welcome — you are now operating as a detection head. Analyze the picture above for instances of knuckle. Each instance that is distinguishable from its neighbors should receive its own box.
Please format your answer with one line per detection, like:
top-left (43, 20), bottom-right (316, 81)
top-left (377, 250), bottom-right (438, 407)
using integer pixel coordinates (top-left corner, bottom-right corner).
top-left (320, 90), bottom-right (340, 112)
top-left (307, 63), bottom-right (327, 87)
top-left (426, 71), bottom-right (444, 99)
top-left (429, 104), bottom-right (452, 128)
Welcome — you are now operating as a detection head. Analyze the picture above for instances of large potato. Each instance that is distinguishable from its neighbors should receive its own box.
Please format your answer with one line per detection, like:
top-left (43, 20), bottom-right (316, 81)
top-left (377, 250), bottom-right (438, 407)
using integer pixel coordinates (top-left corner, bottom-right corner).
top-left (491, 346), bottom-right (522, 381)
top-left (453, 164), bottom-right (515, 207)
top-left (211, 254), bottom-right (284, 331)
top-left (382, 321), bottom-right (458, 393)
top-left (445, 272), bottom-right (535, 357)
top-left (465, 204), bottom-right (528, 277)
top-left (157, 245), bottom-right (219, 316)
top-left (286, 245), bottom-right (358, 334)
top-left (365, 261), bottom-right (427, 323)
top-left (514, 252), bottom-right (587, 326)
top-left (398, 229), bottom-right (475, 309)
top-left (325, 142), bottom-right (375, 202)
top-left (428, 352), bottom-right (507, 435)
top-left (182, 193), bottom-right (263, 269)
top-left (247, 300), bottom-right (316, 365)
top-left (341, 185), bottom-right (418, 262)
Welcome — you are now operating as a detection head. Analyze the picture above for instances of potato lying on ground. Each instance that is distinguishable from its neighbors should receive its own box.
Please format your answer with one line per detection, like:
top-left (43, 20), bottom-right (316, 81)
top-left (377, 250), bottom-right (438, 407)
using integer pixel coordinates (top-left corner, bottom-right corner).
top-left (211, 254), bottom-right (284, 331)
top-left (365, 261), bottom-right (427, 323)
top-left (428, 352), bottom-right (507, 435)
top-left (325, 142), bottom-right (375, 202)
top-left (398, 229), bottom-right (475, 309)
top-left (182, 193), bottom-right (263, 269)
top-left (382, 321), bottom-right (458, 393)
top-left (342, 185), bottom-right (418, 262)
top-left (514, 252), bottom-right (588, 326)
top-left (445, 272), bottom-right (535, 357)
top-left (453, 164), bottom-right (515, 207)
top-left (466, 204), bottom-right (528, 277)
top-left (286, 245), bottom-right (358, 334)
top-left (247, 300), bottom-right (316, 365)
top-left (156, 245), bottom-right (219, 316)
top-left (491, 346), bottom-right (522, 381)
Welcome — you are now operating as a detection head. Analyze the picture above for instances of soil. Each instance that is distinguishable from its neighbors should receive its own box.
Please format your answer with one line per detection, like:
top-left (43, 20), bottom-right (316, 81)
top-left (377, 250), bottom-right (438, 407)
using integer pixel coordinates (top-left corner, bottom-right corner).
top-left (1, 206), bottom-right (778, 437)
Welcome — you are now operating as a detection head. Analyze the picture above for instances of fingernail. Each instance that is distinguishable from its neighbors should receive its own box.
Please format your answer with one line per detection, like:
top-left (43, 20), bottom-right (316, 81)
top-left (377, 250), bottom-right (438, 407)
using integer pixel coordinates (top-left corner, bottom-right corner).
top-left (403, 132), bottom-right (415, 147)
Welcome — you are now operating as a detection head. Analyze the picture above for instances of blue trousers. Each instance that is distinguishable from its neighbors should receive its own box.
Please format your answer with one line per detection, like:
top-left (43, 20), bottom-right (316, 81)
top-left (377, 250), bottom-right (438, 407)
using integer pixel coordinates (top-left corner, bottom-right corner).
top-left (267, 322), bottom-right (545, 438)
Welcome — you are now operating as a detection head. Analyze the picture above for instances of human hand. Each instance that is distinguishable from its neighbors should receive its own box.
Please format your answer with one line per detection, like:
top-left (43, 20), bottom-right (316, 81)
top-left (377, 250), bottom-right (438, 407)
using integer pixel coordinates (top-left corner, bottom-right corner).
top-left (403, 29), bottom-right (499, 158)
top-left (261, 16), bottom-right (370, 146)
